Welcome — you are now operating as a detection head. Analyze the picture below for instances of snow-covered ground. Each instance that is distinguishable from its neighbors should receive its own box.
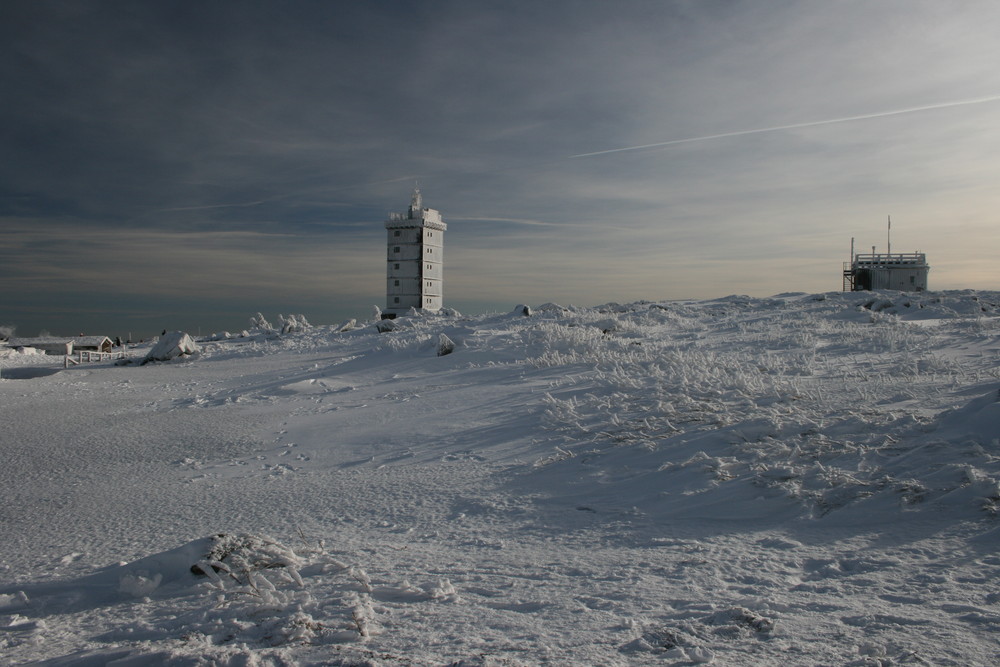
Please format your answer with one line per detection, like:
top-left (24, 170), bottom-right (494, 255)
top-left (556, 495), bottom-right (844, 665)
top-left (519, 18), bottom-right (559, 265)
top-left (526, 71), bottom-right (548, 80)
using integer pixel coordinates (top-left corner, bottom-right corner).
top-left (2, 290), bottom-right (1000, 665)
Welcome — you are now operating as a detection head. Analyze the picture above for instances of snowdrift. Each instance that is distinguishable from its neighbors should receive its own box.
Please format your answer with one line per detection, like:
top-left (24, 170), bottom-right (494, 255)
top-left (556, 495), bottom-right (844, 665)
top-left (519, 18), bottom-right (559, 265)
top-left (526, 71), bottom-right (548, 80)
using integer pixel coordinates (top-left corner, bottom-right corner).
top-left (2, 290), bottom-right (1000, 665)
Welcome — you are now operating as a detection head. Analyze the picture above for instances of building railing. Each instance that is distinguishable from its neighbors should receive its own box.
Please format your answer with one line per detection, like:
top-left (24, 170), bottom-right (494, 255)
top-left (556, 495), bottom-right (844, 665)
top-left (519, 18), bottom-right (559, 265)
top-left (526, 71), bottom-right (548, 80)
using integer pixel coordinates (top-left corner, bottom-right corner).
top-left (851, 252), bottom-right (927, 267)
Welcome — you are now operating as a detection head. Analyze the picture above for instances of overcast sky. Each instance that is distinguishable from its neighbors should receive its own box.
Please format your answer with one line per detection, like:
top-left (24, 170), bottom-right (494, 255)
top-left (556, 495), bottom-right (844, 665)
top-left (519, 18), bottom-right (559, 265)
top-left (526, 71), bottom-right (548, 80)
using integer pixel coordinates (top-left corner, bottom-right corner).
top-left (3, 0), bottom-right (1000, 337)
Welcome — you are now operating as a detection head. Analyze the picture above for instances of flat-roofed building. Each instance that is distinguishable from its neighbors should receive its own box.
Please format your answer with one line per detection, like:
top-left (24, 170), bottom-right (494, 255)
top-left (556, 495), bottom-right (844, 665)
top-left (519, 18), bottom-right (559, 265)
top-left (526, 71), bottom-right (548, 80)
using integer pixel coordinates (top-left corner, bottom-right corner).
top-left (844, 252), bottom-right (929, 292)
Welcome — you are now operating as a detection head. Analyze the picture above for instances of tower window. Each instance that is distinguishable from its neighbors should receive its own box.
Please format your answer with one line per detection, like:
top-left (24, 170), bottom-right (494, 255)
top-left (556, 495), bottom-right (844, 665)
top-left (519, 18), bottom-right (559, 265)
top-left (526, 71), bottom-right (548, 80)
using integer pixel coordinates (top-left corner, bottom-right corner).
top-left (394, 263), bottom-right (400, 269)
top-left (394, 230), bottom-right (401, 237)
top-left (393, 246), bottom-right (400, 253)
top-left (394, 297), bottom-right (400, 303)
top-left (394, 280), bottom-right (400, 286)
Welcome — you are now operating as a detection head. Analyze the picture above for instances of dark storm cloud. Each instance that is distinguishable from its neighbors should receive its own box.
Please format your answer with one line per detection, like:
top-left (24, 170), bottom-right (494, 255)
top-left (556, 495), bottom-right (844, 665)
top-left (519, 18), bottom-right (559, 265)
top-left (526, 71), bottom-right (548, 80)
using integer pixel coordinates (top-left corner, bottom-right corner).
top-left (2, 0), bottom-right (1000, 336)
top-left (1, 2), bottom-right (397, 220)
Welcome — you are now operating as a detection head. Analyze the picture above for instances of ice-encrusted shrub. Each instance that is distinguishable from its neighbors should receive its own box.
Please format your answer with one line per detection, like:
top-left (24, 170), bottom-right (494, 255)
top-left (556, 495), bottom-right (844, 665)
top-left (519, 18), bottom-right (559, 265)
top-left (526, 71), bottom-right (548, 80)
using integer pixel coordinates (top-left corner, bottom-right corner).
top-left (182, 533), bottom-right (386, 647)
top-left (520, 321), bottom-right (634, 367)
top-left (249, 313), bottom-right (274, 331)
top-left (378, 332), bottom-right (432, 352)
top-left (530, 298), bottom-right (1000, 517)
top-left (278, 314), bottom-right (312, 334)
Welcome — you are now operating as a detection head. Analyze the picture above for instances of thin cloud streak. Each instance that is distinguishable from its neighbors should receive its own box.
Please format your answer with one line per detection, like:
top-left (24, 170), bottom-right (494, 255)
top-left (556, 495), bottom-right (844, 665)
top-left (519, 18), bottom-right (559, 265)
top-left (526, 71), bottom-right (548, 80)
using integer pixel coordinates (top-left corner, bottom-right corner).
top-left (143, 176), bottom-right (419, 217)
top-left (152, 200), bottom-right (273, 213)
top-left (568, 94), bottom-right (1000, 159)
top-left (452, 216), bottom-right (565, 227)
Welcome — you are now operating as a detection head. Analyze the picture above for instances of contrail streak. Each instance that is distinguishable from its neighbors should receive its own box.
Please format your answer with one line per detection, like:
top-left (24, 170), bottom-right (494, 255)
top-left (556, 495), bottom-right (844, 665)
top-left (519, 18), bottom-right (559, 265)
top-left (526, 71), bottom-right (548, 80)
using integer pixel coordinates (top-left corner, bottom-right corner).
top-left (568, 94), bottom-right (1000, 159)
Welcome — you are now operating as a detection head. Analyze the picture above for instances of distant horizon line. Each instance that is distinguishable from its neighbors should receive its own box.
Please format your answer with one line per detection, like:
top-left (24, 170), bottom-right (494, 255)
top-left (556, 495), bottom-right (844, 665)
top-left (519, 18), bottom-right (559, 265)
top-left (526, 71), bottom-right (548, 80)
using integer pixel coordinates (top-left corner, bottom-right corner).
top-left (6, 286), bottom-right (1000, 343)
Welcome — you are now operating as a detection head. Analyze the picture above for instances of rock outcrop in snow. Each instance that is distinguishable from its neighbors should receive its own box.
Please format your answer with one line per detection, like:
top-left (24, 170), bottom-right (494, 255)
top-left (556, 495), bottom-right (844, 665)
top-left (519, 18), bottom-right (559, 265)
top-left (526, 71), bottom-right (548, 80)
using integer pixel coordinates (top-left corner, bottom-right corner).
top-left (375, 318), bottom-right (397, 333)
top-left (143, 331), bottom-right (199, 363)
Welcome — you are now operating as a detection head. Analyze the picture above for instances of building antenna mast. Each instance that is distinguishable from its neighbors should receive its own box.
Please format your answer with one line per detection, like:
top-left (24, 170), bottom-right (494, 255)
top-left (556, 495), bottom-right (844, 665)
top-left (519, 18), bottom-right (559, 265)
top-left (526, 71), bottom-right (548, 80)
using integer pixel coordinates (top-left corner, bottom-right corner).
top-left (887, 215), bottom-right (891, 255)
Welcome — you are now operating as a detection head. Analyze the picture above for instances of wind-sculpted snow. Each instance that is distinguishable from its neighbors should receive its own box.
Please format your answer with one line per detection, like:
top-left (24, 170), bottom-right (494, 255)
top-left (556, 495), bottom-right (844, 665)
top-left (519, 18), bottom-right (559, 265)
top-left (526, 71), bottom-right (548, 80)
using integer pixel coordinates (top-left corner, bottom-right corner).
top-left (521, 297), bottom-right (1000, 522)
top-left (2, 291), bottom-right (1000, 665)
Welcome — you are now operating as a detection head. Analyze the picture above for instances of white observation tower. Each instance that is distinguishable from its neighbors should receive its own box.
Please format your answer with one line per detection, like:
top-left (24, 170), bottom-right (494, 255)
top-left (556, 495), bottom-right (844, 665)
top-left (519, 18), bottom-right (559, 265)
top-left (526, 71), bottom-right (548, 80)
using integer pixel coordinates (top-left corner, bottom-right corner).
top-left (384, 189), bottom-right (446, 318)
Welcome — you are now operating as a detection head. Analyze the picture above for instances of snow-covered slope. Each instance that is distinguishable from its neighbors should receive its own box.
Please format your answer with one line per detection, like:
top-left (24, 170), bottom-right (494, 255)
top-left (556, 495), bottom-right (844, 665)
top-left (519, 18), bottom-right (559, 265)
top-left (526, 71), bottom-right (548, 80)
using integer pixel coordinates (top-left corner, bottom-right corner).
top-left (2, 291), bottom-right (999, 665)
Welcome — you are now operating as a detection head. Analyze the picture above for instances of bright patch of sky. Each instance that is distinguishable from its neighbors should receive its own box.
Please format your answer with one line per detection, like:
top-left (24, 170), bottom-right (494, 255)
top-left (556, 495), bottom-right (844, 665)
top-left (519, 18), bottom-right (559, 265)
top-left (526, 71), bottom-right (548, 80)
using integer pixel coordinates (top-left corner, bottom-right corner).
top-left (2, 0), bottom-right (999, 337)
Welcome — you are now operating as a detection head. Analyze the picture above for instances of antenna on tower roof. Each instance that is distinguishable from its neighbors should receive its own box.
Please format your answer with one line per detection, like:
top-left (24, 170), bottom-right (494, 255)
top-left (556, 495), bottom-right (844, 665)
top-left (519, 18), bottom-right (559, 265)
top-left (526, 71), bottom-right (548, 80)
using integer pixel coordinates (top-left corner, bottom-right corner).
top-left (887, 215), bottom-right (891, 255)
top-left (409, 185), bottom-right (423, 218)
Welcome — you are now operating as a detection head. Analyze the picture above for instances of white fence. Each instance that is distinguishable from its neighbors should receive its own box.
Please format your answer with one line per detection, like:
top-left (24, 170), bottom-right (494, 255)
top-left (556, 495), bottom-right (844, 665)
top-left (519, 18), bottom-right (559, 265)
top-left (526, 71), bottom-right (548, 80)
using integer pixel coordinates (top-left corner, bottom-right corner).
top-left (65, 349), bottom-right (129, 367)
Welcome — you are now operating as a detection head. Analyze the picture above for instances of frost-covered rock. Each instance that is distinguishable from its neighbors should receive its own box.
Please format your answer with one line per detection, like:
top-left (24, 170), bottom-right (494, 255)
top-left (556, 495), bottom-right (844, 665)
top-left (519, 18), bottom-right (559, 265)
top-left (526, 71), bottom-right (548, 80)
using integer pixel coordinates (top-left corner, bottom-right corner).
top-left (190, 533), bottom-right (302, 580)
top-left (143, 331), bottom-right (199, 363)
top-left (375, 318), bottom-right (398, 333)
top-left (513, 304), bottom-right (532, 317)
top-left (537, 302), bottom-right (568, 313)
top-left (437, 333), bottom-right (456, 356)
top-left (336, 318), bottom-right (357, 332)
